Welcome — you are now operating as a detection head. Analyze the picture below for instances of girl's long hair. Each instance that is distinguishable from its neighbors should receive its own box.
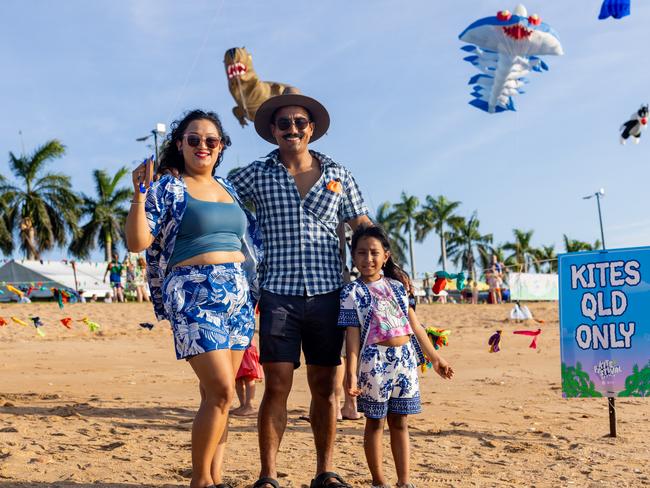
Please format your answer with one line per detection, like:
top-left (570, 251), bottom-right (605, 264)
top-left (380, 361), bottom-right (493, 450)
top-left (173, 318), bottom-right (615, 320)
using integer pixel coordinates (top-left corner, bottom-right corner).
top-left (350, 224), bottom-right (410, 284)
top-left (158, 109), bottom-right (232, 176)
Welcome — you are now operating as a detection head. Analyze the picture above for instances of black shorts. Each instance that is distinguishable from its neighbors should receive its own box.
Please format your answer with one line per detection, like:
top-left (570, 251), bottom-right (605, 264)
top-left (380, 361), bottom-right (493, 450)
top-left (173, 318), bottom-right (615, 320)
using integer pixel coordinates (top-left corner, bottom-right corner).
top-left (258, 289), bottom-right (343, 368)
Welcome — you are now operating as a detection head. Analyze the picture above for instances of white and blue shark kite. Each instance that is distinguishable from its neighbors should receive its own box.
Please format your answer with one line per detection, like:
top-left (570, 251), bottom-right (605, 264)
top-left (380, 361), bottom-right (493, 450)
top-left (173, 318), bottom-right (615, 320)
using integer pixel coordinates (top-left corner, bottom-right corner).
top-left (459, 4), bottom-right (563, 114)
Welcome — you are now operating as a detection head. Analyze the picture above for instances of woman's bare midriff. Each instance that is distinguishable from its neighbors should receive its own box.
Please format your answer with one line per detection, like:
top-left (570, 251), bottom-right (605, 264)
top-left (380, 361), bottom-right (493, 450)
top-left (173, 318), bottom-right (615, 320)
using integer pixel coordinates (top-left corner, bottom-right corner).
top-left (376, 335), bottom-right (410, 347)
top-left (172, 251), bottom-right (245, 268)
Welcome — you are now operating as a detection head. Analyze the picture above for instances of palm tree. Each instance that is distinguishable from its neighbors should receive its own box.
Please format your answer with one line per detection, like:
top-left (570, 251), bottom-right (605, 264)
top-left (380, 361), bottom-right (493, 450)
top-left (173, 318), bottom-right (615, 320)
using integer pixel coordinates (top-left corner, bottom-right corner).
top-left (0, 184), bottom-right (14, 256)
top-left (375, 202), bottom-right (408, 267)
top-left (533, 245), bottom-right (557, 273)
top-left (390, 192), bottom-right (420, 277)
top-left (563, 235), bottom-right (602, 253)
top-left (69, 167), bottom-right (131, 260)
top-left (415, 195), bottom-right (462, 272)
top-left (0, 140), bottom-right (80, 259)
top-left (446, 212), bottom-right (493, 282)
top-left (503, 229), bottom-right (536, 272)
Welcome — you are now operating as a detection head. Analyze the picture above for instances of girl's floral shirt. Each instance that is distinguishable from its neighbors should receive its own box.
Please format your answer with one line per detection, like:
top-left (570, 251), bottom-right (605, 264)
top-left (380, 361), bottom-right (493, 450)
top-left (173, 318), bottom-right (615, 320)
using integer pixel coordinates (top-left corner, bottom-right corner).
top-left (338, 277), bottom-right (425, 366)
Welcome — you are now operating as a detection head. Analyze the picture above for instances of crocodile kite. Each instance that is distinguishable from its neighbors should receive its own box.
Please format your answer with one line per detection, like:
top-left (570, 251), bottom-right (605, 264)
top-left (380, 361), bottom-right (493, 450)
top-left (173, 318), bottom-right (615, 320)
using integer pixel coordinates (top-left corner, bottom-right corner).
top-left (459, 4), bottom-right (563, 113)
top-left (224, 47), bottom-right (294, 127)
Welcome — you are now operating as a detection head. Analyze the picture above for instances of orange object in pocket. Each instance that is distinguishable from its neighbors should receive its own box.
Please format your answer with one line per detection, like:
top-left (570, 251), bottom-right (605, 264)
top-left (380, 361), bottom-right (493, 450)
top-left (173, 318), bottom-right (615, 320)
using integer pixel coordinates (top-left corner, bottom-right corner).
top-left (326, 179), bottom-right (342, 193)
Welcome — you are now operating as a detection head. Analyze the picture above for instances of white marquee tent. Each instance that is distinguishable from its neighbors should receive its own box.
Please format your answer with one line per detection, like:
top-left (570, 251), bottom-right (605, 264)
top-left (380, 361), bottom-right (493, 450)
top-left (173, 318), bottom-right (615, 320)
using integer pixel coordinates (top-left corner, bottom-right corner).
top-left (0, 260), bottom-right (112, 300)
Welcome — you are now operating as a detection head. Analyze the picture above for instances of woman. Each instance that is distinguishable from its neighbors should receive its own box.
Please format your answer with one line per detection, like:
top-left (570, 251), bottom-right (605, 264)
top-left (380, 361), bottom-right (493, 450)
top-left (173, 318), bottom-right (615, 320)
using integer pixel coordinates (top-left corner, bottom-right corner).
top-left (126, 109), bottom-right (261, 488)
top-left (134, 255), bottom-right (150, 302)
top-left (103, 252), bottom-right (125, 303)
top-left (126, 252), bottom-right (150, 302)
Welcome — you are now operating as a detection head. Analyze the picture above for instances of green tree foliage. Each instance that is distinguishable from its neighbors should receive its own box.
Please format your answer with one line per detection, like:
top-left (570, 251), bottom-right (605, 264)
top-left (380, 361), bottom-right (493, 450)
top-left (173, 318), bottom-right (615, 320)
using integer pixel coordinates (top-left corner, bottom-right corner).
top-left (374, 202), bottom-right (408, 267)
top-left (533, 245), bottom-right (557, 273)
top-left (446, 212), bottom-right (492, 282)
top-left (563, 235), bottom-right (602, 253)
top-left (618, 361), bottom-right (650, 397)
top-left (561, 362), bottom-right (603, 398)
top-left (69, 167), bottom-right (131, 261)
top-left (390, 192), bottom-right (420, 277)
top-left (0, 140), bottom-right (80, 259)
top-left (503, 228), bottom-right (536, 272)
top-left (0, 191), bottom-right (14, 256)
top-left (415, 195), bottom-right (462, 272)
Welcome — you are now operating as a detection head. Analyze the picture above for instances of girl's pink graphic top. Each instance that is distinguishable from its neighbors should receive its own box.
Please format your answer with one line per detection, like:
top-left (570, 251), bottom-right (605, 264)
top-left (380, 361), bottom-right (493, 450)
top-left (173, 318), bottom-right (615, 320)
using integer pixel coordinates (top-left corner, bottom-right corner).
top-left (365, 278), bottom-right (413, 345)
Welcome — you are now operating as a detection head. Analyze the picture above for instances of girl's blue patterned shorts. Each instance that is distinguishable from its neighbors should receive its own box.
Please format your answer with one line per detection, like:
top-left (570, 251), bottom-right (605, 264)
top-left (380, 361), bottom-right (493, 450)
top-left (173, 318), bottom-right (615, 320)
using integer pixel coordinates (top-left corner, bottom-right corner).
top-left (357, 341), bottom-right (421, 419)
top-left (162, 263), bottom-right (255, 360)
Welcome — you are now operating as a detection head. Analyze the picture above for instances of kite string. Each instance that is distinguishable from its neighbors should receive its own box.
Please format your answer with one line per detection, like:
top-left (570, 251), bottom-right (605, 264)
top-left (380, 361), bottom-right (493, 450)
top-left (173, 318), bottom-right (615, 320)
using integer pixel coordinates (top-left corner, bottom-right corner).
top-left (164, 0), bottom-right (225, 125)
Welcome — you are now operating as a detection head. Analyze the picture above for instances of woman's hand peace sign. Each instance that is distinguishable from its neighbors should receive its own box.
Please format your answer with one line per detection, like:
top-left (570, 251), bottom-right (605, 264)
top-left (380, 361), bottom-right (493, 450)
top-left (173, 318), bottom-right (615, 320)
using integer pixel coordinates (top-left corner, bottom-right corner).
top-left (132, 156), bottom-right (154, 195)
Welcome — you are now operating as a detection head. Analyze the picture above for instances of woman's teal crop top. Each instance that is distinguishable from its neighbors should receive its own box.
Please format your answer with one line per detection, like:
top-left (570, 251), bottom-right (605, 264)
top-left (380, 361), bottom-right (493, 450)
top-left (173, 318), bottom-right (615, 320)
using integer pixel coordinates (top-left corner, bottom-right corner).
top-left (168, 194), bottom-right (246, 266)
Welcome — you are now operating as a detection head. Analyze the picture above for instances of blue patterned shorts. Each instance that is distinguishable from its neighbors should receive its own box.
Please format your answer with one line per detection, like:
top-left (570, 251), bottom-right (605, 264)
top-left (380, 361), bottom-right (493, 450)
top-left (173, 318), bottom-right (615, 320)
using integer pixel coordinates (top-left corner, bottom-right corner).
top-left (162, 263), bottom-right (255, 360)
top-left (357, 341), bottom-right (421, 419)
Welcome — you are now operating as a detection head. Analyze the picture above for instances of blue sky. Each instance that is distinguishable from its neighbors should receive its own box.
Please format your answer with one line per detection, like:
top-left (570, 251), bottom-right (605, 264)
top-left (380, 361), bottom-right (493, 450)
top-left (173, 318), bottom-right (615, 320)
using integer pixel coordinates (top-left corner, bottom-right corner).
top-left (1, 1), bottom-right (649, 276)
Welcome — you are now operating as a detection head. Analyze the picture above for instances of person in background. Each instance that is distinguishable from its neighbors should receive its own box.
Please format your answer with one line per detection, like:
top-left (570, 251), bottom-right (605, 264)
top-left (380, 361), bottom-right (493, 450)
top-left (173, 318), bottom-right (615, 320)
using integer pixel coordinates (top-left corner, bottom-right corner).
top-left (133, 255), bottom-right (150, 302)
top-left (231, 336), bottom-right (264, 417)
top-left (103, 252), bottom-right (125, 303)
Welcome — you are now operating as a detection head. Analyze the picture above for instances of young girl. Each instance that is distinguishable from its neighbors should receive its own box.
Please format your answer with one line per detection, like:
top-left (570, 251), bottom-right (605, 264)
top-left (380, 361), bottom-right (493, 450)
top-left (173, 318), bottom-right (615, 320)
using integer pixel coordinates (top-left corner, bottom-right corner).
top-left (231, 336), bottom-right (263, 416)
top-left (339, 225), bottom-right (454, 488)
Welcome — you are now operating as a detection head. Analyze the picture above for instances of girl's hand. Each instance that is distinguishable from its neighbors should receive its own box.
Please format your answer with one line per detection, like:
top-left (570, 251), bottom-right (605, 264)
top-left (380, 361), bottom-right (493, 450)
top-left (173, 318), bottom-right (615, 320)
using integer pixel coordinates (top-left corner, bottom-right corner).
top-left (431, 357), bottom-right (454, 379)
top-left (132, 157), bottom-right (154, 195)
top-left (345, 373), bottom-right (361, 397)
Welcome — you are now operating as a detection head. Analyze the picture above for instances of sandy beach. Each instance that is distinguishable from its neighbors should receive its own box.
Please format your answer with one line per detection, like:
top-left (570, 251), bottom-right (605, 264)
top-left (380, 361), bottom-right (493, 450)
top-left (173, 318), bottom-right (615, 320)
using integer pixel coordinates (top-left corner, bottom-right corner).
top-left (0, 302), bottom-right (648, 488)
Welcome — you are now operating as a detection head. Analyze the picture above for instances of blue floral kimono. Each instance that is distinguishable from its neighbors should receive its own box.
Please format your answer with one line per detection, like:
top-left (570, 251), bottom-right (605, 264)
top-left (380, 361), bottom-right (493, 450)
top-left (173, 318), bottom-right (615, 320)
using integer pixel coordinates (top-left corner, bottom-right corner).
top-left (144, 174), bottom-right (263, 322)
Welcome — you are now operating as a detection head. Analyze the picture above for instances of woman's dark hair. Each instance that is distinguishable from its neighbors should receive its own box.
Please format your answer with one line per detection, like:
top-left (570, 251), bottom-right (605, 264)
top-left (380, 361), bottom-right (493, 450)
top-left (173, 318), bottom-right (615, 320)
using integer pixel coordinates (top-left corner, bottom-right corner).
top-left (158, 109), bottom-right (232, 175)
top-left (350, 224), bottom-right (410, 284)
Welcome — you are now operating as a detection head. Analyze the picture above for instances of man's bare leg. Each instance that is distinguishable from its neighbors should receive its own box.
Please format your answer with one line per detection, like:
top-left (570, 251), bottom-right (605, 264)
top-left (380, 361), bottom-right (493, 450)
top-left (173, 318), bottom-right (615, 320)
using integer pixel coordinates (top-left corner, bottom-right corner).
top-left (307, 364), bottom-right (338, 481)
top-left (257, 362), bottom-right (294, 486)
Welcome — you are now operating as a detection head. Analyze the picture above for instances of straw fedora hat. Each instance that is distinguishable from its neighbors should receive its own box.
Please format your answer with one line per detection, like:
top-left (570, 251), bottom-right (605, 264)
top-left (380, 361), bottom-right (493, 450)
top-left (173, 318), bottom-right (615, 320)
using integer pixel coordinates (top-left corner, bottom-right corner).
top-left (254, 87), bottom-right (330, 144)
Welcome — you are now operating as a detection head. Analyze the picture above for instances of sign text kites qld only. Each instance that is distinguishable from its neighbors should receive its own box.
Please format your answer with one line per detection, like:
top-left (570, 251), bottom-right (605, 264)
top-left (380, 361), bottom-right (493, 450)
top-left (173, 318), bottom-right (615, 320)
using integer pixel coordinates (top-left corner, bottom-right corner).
top-left (559, 246), bottom-right (649, 400)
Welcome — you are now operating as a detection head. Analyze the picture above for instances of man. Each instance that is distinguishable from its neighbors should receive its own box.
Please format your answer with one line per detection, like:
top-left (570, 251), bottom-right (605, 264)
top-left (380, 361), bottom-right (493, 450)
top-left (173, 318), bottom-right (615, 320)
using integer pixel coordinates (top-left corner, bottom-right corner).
top-left (229, 88), bottom-right (371, 488)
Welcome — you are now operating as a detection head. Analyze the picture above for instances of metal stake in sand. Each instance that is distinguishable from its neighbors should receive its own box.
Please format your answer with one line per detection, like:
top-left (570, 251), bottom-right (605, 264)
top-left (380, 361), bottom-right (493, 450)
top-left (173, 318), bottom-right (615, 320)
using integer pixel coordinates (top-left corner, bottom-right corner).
top-left (583, 187), bottom-right (616, 437)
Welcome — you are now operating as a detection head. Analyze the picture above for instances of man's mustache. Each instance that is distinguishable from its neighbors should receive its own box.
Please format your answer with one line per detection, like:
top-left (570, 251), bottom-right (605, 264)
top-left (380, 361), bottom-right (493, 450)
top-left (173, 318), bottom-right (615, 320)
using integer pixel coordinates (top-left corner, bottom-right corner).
top-left (282, 132), bottom-right (305, 141)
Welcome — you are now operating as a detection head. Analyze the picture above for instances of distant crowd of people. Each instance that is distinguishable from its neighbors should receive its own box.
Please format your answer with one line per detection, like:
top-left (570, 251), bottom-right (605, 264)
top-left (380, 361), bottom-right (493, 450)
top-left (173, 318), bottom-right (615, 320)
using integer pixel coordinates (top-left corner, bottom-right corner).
top-left (101, 251), bottom-right (150, 303)
top-left (419, 254), bottom-right (508, 305)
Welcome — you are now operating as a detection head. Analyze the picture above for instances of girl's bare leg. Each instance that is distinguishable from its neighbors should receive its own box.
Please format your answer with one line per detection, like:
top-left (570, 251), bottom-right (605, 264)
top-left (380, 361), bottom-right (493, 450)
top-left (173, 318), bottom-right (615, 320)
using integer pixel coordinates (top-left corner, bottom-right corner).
top-left (364, 417), bottom-right (388, 486)
top-left (387, 413), bottom-right (410, 485)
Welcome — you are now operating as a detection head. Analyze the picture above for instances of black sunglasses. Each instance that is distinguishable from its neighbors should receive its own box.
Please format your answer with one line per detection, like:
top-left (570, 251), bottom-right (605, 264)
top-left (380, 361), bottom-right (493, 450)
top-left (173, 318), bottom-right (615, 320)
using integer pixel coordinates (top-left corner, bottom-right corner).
top-left (275, 117), bottom-right (311, 131)
top-left (183, 134), bottom-right (222, 149)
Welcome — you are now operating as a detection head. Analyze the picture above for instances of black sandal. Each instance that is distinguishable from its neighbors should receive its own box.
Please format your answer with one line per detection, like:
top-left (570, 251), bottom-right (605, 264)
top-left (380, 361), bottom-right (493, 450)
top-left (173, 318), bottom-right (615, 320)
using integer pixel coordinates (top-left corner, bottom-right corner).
top-left (252, 477), bottom-right (280, 488)
top-left (310, 472), bottom-right (351, 488)
top-left (214, 484), bottom-right (234, 488)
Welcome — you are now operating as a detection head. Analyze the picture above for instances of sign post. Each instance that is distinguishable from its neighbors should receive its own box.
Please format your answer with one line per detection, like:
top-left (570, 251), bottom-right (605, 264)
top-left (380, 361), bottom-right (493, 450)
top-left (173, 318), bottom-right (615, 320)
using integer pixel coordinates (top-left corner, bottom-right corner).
top-left (558, 246), bottom-right (650, 437)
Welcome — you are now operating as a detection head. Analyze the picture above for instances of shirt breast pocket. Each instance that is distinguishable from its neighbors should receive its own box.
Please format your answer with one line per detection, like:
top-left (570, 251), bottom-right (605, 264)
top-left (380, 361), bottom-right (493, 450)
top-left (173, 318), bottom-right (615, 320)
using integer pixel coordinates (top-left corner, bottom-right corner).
top-left (305, 183), bottom-right (341, 223)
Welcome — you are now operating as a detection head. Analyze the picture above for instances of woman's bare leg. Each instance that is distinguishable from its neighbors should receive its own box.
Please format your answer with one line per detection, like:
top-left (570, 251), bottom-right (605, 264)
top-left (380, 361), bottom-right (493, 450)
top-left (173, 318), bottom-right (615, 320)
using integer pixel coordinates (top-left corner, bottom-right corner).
top-left (188, 349), bottom-right (242, 487)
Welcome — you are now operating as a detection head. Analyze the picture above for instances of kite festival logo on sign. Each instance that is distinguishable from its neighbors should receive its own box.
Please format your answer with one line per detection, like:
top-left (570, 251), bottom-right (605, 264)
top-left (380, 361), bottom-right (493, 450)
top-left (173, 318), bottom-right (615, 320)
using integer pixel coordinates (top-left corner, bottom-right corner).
top-left (558, 247), bottom-right (650, 398)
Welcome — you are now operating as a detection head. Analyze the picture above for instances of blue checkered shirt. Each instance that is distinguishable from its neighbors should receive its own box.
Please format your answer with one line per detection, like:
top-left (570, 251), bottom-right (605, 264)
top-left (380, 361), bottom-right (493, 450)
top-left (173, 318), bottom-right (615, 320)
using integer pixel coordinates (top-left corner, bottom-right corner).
top-left (229, 149), bottom-right (369, 296)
